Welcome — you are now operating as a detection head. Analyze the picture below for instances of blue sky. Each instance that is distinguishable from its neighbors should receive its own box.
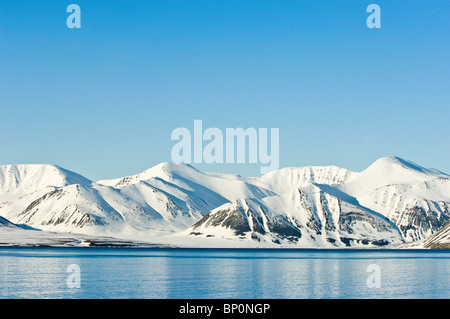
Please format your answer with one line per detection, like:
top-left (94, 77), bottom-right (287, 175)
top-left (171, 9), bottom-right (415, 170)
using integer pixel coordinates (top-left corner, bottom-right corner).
top-left (1, 1), bottom-right (449, 181)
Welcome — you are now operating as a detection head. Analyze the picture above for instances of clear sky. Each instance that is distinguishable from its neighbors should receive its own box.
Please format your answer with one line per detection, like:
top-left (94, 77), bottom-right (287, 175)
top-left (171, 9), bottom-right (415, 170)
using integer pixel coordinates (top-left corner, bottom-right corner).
top-left (1, 1), bottom-right (449, 181)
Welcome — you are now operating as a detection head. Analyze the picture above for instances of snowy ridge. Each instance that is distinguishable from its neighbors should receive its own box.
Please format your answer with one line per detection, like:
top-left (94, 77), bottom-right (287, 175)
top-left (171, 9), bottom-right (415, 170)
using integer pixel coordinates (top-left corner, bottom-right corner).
top-left (341, 156), bottom-right (448, 198)
top-left (0, 164), bottom-right (92, 193)
top-left (424, 221), bottom-right (450, 248)
top-left (99, 162), bottom-right (275, 202)
top-left (1, 156), bottom-right (449, 248)
top-left (0, 215), bottom-right (17, 228)
top-left (189, 185), bottom-right (402, 247)
top-left (248, 165), bottom-right (354, 195)
top-left (341, 157), bottom-right (450, 242)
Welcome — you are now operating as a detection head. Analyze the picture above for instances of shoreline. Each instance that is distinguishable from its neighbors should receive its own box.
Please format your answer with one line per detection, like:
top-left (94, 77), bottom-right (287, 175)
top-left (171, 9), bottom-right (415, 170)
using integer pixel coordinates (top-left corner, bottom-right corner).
top-left (0, 243), bottom-right (447, 252)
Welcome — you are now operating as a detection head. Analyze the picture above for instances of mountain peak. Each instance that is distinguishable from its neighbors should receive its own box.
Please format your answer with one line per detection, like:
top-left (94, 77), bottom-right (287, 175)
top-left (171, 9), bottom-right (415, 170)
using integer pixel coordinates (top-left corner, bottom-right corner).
top-left (0, 164), bottom-right (92, 193)
top-left (371, 156), bottom-right (447, 177)
top-left (138, 161), bottom-right (202, 179)
top-left (341, 156), bottom-right (448, 200)
top-left (97, 161), bottom-right (205, 188)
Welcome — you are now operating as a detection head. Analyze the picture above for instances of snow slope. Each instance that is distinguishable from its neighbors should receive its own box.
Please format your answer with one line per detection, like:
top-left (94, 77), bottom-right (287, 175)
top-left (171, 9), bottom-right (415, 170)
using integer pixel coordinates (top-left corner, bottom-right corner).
top-left (1, 156), bottom-right (449, 247)
top-left (188, 184), bottom-right (403, 247)
top-left (248, 165), bottom-right (355, 195)
top-left (98, 162), bottom-right (274, 202)
top-left (340, 156), bottom-right (450, 241)
top-left (423, 221), bottom-right (450, 248)
top-left (0, 215), bottom-right (17, 228)
top-left (342, 156), bottom-right (448, 198)
top-left (0, 164), bottom-right (92, 193)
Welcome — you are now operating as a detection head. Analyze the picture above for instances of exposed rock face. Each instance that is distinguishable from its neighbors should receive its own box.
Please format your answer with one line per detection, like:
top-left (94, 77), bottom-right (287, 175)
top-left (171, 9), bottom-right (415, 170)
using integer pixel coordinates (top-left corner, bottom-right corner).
top-left (1, 157), bottom-right (449, 247)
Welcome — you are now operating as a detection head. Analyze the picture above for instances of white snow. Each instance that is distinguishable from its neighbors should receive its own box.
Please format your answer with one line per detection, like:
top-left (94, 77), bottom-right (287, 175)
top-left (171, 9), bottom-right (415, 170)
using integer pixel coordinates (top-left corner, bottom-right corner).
top-left (1, 156), bottom-right (449, 248)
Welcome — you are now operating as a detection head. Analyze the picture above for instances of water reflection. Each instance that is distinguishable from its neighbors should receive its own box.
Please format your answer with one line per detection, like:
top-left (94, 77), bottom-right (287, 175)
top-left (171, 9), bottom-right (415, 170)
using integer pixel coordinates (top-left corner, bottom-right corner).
top-left (0, 248), bottom-right (449, 299)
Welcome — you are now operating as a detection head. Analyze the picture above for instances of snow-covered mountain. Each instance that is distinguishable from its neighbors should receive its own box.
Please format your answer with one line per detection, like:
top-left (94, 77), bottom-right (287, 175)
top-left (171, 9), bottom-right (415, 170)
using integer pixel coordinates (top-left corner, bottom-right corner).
top-left (246, 165), bottom-right (355, 195)
top-left (0, 164), bottom-right (218, 236)
top-left (0, 215), bottom-right (17, 228)
top-left (0, 164), bottom-right (92, 193)
top-left (339, 156), bottom-right (450, 242)
top-left (0, 156), bottom-right (449, 248)
top-left (189, 185), bottom-right (402, 247)
top-left (423, 221), bottom-right (450, 248)
top-left (0, 162), bottom-right (274, 237)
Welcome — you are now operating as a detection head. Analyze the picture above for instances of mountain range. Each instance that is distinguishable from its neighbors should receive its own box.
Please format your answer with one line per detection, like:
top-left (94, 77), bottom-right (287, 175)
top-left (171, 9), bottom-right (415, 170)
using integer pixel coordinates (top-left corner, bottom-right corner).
top-left (0, 156), bottom-right (449, 248)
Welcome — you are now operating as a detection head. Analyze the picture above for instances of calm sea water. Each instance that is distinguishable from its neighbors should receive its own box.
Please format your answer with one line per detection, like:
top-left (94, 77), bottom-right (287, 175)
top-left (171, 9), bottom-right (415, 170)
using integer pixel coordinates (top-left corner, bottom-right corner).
top-left (0, 247), bottom-right (449, 299)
